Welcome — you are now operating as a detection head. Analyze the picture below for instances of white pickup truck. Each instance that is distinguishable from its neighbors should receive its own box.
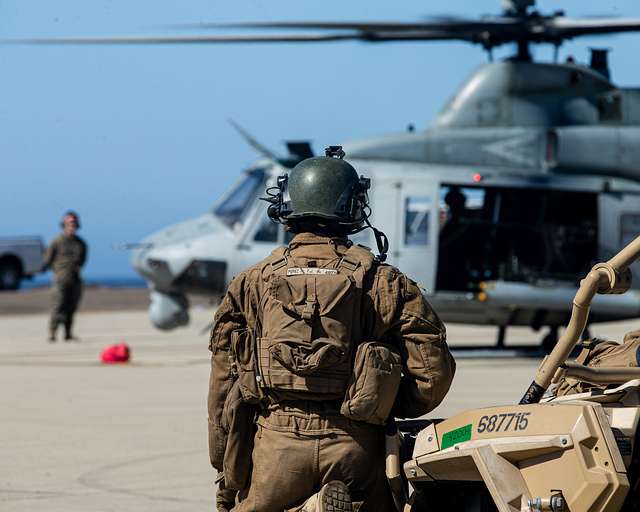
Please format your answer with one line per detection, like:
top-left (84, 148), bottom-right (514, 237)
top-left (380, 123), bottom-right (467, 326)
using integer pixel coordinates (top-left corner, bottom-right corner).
top-left (0, 237), bottom-right (45, 290)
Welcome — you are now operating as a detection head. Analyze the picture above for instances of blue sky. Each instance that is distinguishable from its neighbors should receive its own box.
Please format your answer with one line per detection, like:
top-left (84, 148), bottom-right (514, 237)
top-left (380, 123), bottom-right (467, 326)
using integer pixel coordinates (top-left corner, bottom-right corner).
top-left (2, 0), bottom-right (640, 278)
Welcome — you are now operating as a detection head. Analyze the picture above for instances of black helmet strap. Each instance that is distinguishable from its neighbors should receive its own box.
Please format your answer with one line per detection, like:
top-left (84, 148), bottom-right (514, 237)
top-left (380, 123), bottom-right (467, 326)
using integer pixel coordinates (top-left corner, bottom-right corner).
top-left (363, 217), bottom-right (389, 262)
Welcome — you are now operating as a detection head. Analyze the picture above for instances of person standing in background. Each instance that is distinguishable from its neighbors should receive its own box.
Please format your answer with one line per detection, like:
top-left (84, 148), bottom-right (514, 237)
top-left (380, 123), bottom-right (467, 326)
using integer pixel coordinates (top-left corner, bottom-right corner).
top-left (43, 211), bottom-right (87, 342)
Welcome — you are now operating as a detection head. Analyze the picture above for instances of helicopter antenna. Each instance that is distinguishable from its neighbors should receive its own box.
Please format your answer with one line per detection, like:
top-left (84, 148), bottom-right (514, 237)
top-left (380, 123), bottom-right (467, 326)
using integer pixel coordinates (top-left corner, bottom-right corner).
top-left (228, 119), bottom-right (279, 162)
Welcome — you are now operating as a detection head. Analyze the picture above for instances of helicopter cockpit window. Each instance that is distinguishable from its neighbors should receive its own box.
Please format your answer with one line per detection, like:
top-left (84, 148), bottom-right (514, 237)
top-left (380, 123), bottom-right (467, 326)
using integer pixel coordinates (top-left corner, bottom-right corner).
top-left (405, 197), bottom-right (431, 246)
top-left (254, 215), bottom-right (279, 243)
top-left (213, 168), bottom-right (266, 228)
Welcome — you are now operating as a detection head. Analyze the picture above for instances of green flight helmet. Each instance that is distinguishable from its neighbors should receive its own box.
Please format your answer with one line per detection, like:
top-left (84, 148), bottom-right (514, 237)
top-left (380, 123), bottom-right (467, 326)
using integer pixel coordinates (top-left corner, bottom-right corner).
top-left (278, 146), bottom-right (370, 225)
top-left (264, 146), bottom-right (389, 260)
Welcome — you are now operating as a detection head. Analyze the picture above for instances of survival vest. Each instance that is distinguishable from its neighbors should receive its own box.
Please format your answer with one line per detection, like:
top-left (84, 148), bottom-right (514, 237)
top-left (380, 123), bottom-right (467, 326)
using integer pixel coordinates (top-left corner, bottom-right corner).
top-left (254, 243), bottom-right (375, 401)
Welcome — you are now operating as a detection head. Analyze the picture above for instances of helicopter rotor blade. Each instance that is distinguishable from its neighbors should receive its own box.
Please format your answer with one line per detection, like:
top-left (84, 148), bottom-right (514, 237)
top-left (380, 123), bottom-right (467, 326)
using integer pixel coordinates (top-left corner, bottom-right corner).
top-left (545, 17), bottom-right (640, 39)
top-left (3, 33), bottom-right (364, 45)
top-left (168, 19), bottom-right (516, 32)
top-left (8, 11), bottom-right (640, 50)
top-left (228, 119), bottom-right (280, 163)
top-left (4, 30), bottom-right (481, 46)
top-left (198, 16), bottom-right (640, 43)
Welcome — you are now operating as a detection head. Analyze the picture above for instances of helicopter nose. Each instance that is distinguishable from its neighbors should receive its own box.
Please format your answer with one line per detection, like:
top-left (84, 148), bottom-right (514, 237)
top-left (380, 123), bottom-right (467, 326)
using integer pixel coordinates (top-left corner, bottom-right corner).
top-left (130, 245), bottom-right (152, 277)
top-left (141, 257), bottom-right (174, 291)
top-left (129, 214), bottom-right (231, 295)
top-left (145, 256), bottom-right (227, 294)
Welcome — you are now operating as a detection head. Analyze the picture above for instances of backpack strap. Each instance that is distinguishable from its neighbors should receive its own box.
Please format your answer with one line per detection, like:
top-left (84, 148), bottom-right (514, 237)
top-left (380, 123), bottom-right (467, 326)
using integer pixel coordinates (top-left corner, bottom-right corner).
top-left (338, 244), bottom-right (375, 275)
top-left (301, 276), bottom-right (318, 323)
top-left (268, 247), bottom-right (288, 272)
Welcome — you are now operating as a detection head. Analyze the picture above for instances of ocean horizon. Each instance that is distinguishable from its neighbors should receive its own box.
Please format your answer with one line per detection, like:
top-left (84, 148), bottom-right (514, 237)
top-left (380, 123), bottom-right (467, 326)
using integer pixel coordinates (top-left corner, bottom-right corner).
top-left (21, 275), bottom-right (147, 290)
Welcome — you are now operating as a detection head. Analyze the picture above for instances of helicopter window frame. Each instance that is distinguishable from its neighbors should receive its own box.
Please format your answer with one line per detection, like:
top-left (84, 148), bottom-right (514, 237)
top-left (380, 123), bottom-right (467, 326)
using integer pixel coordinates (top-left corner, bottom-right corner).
top-left (404, 196), bottom-right (431, 246)
top-left (253, 214), bottom-right (280, 244)
top-left (212, 168), bottom-right (266, 229)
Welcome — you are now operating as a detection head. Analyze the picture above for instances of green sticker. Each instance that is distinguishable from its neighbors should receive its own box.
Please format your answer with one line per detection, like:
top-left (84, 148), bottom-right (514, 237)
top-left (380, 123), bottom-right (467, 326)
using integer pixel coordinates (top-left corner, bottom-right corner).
top-left (441, 423), bottom-right (472, 449)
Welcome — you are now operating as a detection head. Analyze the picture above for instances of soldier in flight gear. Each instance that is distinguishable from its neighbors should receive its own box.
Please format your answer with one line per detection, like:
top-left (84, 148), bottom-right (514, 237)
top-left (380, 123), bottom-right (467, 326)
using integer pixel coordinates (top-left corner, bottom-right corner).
top-left (43, 211), bottom-right (87, 342)
top-left (208, 147), bottom-right (456, 511)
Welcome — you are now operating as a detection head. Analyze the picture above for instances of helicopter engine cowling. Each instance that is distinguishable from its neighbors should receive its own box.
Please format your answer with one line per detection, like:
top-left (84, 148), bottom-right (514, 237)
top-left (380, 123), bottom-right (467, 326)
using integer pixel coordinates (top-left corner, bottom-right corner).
top-left (551, 126), bottom-right (640, 182)
top-left (148, 291), bottom-right (189, 330)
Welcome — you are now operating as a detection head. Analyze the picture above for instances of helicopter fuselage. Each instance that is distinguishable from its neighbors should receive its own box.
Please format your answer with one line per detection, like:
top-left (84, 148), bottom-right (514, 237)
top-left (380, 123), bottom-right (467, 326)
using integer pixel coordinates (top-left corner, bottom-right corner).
top-left (130, 59), bottom-right (640, 338)
top-left (130, 156), bottom-right (640, 334)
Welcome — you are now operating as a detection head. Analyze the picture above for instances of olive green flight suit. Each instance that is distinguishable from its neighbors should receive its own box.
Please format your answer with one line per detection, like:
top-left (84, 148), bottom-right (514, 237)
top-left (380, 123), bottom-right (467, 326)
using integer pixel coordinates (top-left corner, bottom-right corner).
top-left (208, 233), bottom-right (456, 511)
top-left (44, 233), bottom-right (87, 339)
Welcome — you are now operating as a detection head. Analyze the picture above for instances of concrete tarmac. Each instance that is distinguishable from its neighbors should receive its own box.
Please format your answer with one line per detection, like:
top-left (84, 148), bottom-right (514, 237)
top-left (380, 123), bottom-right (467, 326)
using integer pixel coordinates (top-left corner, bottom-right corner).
top-left (1, 307), bottom-right (637, 511)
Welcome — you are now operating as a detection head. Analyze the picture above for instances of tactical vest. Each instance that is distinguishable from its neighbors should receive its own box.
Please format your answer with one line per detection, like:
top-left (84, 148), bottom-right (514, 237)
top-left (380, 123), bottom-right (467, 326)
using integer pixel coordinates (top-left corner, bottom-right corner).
top-left (255, 244), bottom-right (375, 400)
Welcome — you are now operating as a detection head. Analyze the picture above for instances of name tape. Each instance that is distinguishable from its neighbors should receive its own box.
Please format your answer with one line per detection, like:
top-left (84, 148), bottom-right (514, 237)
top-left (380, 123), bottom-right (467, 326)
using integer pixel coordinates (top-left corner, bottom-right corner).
top-left (287, 267), bottom-right (338, 276)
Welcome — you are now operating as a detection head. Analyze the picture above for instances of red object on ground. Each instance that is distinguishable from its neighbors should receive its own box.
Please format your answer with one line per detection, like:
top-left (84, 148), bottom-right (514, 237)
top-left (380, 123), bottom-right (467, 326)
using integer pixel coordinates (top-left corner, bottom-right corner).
top-left (100, 343), bottom-right (131, 364)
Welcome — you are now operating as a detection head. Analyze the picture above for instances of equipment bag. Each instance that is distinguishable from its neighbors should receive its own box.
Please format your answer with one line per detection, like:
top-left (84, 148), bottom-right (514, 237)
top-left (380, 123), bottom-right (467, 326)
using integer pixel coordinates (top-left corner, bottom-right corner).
top-left (555, 329), bottom-right (640, 396)
top-left (341, 341), bottom-right (402, 425)
top-left (230, 328), bottom-right (264, 403)
top-left (222, 380), bottom-right (258, 491)
top-left (258, 245), bottom-right (374, 400)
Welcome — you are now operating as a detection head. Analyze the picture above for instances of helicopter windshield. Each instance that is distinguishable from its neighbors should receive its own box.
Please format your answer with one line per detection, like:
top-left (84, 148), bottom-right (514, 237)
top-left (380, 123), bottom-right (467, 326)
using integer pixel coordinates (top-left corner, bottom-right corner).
top-left (213, 168), bottom-right (266, 228)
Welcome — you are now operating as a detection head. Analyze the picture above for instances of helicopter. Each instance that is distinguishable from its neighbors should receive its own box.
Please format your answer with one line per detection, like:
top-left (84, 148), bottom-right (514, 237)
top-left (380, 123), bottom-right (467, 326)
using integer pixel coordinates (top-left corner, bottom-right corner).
top-left (21, 0), bottom-right (640, 349)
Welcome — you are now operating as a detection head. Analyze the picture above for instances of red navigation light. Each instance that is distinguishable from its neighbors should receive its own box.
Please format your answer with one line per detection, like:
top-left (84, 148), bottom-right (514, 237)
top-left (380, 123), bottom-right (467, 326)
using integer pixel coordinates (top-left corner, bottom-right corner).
top-left (473, 173), bottom-right (482, 183)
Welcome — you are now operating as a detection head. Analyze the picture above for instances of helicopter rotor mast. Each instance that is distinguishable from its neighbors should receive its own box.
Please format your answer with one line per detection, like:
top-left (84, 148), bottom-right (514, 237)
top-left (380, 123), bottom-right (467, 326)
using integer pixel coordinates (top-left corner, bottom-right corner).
top-left (502, 0), bottom-right (535, 61)
top-left (501, 0), bottom-right (535, 16)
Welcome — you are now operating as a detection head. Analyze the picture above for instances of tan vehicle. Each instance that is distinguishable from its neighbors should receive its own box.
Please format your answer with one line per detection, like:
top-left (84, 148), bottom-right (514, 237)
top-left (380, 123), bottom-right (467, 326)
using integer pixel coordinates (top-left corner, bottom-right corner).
top-left (394, 236), bottom-right (640, 512)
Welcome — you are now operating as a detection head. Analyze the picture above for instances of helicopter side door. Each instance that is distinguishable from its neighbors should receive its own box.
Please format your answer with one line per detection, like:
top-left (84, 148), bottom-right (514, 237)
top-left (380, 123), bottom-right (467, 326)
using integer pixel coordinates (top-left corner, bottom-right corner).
top-left (372, 174), bottom-right (438, 291)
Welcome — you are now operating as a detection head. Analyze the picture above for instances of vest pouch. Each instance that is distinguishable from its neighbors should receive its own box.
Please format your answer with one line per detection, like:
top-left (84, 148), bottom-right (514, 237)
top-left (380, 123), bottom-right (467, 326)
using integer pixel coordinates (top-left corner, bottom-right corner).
top-left (259, 337), bottom-right (350, 396)
top-left (340, 342), bottom-right (402, 425)
top-left (259, 268), bottom-right (359, 398)
top-left (271, 337), bottom-right (347, 375)
top-left (231, 328), bottom-right (264, 402)
top-left (269, 272), bottom-right (354, 321)
top-left (222, 380), bottom-right (257, 491)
